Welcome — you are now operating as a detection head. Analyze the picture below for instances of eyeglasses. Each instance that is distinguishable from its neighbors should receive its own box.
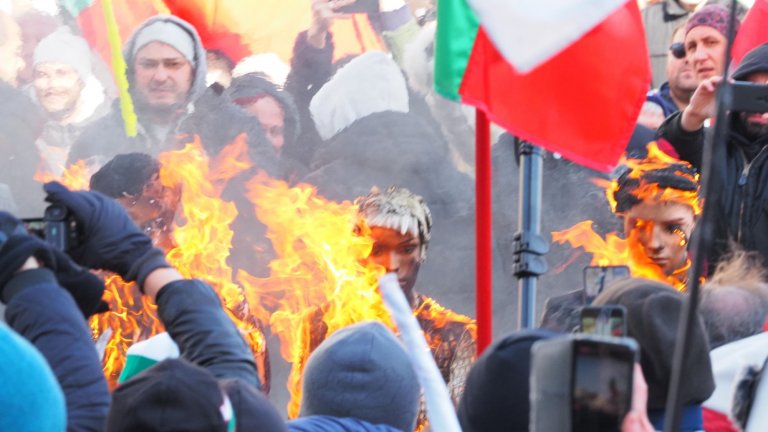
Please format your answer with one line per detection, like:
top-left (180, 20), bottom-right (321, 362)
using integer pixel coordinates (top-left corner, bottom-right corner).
top-left (669, 42), bottom-right (686, 60)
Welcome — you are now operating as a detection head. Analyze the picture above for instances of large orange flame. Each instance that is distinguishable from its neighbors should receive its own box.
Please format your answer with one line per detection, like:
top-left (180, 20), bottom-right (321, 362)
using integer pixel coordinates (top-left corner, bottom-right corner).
top-left (552, 143), bottom-right (699, 292)
top-left (88, 136), bottom-right (267, 388)
top-left (238, 175), bottom-right (391, 417)
top-left (34, 160), bottom-right (92, 191)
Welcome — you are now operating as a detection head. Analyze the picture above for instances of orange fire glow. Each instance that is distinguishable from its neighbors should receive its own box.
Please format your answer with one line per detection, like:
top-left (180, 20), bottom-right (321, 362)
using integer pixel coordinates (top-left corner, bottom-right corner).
top-left (34, 160), bottom-right (92, 191)
top-left (89, 136), bottom-right (267, 387)
top-left (238, 175), bottom-right (391, 417)
top-left (552, 143), bottom-right (699, 292)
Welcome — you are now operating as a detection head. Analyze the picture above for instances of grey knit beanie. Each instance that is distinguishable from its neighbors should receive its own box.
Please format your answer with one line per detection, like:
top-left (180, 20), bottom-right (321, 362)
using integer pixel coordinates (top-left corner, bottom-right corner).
top-left (33, 28), bottom-right (92, 81)
top-left (300, 321), bottom-right (420, 431)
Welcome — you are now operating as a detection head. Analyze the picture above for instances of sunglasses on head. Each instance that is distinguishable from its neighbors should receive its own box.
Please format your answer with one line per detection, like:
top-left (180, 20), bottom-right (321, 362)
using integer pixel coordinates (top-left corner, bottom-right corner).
top-left (669, 42), bottom-right (686, 59)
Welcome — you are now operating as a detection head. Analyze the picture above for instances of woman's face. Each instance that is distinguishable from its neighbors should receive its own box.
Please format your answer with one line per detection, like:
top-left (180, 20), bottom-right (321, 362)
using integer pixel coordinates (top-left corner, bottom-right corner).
top-left (623, 200), bottom-right (696, 276)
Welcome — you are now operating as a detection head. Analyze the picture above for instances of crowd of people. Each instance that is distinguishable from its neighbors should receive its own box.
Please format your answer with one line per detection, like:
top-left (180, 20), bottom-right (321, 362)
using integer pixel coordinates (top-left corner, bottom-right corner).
top-left (1, 0), bottom-right (768, 431)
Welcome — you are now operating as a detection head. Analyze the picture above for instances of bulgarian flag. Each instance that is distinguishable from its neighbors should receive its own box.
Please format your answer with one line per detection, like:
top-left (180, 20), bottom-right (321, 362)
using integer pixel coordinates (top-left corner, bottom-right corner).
top-left (435, 0), bottom-right (651, 172)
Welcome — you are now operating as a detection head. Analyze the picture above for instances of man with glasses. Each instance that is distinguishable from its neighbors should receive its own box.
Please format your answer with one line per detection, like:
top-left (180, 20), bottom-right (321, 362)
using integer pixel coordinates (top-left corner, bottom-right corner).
top-left (640, 24), bottom-right (699, 129)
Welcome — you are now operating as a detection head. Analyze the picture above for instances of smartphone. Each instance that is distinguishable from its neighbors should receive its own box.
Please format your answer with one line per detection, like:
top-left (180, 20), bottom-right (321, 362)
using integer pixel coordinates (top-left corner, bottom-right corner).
top-left (571, 338), bottom-right (636, 432)
top-left (728, 82), bottom-right (768, 114)
top-left (580, 305), bottom-right (627, 337)
top-left (583, 265), bottom-right (630, 303)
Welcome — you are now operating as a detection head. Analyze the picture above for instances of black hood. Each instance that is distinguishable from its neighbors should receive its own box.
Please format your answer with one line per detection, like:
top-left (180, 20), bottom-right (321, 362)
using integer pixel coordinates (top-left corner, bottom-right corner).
top-left (226, 73), bottom-right (301, 146)
top-left (732, 43), bottom-right (768, 81)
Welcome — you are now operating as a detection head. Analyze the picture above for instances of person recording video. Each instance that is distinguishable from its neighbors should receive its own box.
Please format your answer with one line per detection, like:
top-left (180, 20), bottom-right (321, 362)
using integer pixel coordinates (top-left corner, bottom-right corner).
top-left (0, 182), bottom-right (285, 431)
top-left (659, 43), bottom-right (768, 267)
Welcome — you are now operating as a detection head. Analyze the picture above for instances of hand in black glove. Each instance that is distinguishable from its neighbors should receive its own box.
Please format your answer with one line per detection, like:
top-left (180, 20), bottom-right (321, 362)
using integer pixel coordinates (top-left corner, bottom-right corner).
top-left (43, 181), bottom-right (170, 291)
top-left (0, 211), bottom-right (108, 317)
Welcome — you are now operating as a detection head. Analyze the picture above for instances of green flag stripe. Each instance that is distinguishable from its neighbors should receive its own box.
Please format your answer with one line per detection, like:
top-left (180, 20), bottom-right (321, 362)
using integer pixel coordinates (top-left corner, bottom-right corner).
top-left (60, 0), bottom-right (95, 17)
top-left (434, 0), bottom-right (480, 101)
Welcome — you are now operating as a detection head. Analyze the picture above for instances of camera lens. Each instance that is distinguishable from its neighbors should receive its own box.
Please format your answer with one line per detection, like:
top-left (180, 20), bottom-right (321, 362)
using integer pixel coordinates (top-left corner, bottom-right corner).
top-left (44, 204), bottom-right (67, 221)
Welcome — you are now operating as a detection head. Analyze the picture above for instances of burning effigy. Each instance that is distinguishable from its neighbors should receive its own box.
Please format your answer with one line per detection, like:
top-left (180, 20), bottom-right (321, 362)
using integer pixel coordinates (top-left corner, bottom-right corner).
top-left (43, 135), bottom-right (476, 424)
top-left (552, 143), bottom-right (702, 291)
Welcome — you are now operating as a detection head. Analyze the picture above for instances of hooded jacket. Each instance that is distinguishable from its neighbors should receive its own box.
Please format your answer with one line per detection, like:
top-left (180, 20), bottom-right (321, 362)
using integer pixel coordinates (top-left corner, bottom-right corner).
top-left (67, 16), bottom-right (279, 177)
top-left (658, 43), bottom-right (768, 266)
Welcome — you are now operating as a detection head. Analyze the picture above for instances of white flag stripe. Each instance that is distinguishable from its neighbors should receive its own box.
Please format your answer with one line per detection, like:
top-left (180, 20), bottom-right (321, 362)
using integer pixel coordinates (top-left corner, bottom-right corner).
top-left (466, 0), bottom-right (629, 73)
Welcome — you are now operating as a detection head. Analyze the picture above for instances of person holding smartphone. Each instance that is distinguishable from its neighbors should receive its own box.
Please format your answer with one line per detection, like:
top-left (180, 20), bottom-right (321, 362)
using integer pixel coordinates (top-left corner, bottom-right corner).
top-left (658, 42), bottom-right (768, 268)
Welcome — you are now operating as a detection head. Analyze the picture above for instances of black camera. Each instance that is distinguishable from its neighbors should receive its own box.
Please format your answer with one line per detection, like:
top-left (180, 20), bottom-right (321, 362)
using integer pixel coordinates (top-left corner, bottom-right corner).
top-left (21, 204), bottom-right (79, 252)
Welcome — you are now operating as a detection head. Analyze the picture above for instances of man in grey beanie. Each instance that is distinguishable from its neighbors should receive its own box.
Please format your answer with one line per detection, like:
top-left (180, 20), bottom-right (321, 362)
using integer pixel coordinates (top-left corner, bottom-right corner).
top-left (32, 28), bottom-right (110, 178)
top-left (67, 15), bottom-right (279, 178)
top-left (289, 321), bottom-right (420, 432)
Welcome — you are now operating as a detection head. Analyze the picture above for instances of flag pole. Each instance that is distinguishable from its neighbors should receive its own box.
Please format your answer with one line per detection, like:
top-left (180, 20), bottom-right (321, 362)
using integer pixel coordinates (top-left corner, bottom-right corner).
top-left (101, 0), bottom-right (137, 137)
top-left (475, 108), bottom-right (493, 354)
top-left (663, 0), bottom-right (738, 430)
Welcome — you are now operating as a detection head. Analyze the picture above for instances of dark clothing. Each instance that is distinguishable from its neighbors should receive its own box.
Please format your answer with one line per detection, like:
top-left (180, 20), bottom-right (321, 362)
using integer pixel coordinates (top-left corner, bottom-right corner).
top-left (283, 30), bottom-right (334, 166)
top-left (68, 86), bottom-right (281, 177)
top-left (4, 268), bottom-right (110, 432)
top-left (288, 416), bottom-right (404, 432)
top-left (659, 111), bottom-right (768, 265)
top-left (156, 278), bottom-right (262, 390)
top-left (647, 82), bottom-right (680, 118)
top-left (305, 111), bottom-right (473, 218)
top-left (0, 81), bottom-right (45, 217)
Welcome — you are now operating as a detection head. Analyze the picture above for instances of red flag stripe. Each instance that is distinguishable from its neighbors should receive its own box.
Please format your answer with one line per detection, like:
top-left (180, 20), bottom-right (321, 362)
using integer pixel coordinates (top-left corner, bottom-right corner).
top-left (459, 1), bottom-right (650, 172)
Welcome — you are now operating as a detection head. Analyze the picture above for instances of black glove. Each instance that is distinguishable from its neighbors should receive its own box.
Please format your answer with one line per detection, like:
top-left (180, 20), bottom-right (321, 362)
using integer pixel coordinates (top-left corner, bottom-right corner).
top-left (49, 247), bottom-right (110, 318)
top-left (43, 181), bottom-right (170, 291)
top-left (0, 233), bottom-right (55, 302)
top-left (0, 211), bottom-right (108, 317)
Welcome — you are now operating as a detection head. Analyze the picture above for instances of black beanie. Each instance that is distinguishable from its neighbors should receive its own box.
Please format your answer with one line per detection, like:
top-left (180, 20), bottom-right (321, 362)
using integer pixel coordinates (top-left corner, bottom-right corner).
top-left (732, 43), bottom-right (768, 82)
top-left (458, 329), bottom-right (560, 432)
top-left (220, 378), bottom-right (287, 432)
top-left (107, 359), bottom-right (233, 432)
top-left (593, 278), bottom-right (714, 410)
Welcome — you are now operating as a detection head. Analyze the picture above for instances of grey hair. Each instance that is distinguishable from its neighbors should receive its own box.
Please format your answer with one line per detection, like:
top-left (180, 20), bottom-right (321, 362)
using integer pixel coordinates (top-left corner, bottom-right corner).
top-left (357, 186), bottom-right (432, 260)
top-left (699, 287), bottom-right (767, 350)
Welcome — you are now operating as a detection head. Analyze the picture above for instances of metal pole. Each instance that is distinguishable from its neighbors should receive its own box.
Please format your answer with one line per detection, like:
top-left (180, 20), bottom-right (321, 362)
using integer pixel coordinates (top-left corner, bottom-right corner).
top-left (475, 109), bottom-right (493, 354)
top-left (517, 143), bottom-right (544, 329)
top-left (663, 1), bottom-right (738, 430)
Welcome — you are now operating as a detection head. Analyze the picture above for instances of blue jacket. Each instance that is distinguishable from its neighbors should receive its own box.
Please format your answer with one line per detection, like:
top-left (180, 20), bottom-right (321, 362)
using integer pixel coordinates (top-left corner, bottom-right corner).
top-left (288, 416), bottom-right (404, 432)
top-left (4, 268), bottom-right (110, 432)
top-left (646, 82), bottom-right (680, 118)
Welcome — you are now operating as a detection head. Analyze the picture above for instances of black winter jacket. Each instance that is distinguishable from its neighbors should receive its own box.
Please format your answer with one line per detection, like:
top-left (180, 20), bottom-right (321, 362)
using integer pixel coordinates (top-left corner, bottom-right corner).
top-left (658, 111), bottom-right (768, 265)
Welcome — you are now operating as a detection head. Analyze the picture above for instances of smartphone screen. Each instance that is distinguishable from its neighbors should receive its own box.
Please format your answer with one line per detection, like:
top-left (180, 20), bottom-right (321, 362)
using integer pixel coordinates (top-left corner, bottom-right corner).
top-left (583, 266), bottom-right (630, 302)
top-left (571, 340), bottom-right (634, 432)
top-left (21, 218), bottom-right (46, 240)
top-left (581, 306), bottom-right (627, 337)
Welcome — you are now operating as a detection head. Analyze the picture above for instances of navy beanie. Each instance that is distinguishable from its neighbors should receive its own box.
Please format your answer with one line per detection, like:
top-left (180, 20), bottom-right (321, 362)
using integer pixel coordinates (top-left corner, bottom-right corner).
top-left (458, 329), bottom-right (559, 432)
top-left (300, 321), bottom-right (420, 432)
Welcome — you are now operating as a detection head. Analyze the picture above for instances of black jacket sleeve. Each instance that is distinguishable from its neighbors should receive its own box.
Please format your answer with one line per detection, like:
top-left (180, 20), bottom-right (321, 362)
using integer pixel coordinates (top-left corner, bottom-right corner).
top-left (657, 111), bottom-right (706, 170)
top-left (155, 279), bottom-right (262, 391)
top-left (4, 268), bottom-right (110, 432)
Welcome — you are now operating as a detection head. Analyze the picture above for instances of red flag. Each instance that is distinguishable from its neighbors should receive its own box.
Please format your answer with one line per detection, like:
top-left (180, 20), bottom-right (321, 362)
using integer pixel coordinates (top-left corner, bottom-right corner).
top-left (732, 0), bottom-right (768, 67)
top-left (458, 1), bottom-right (650, 172)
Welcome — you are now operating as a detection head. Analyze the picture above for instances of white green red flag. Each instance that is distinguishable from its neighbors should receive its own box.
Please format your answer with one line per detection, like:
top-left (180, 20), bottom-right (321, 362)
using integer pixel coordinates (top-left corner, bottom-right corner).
top-left (435, 0), bottom-right (651, 172)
